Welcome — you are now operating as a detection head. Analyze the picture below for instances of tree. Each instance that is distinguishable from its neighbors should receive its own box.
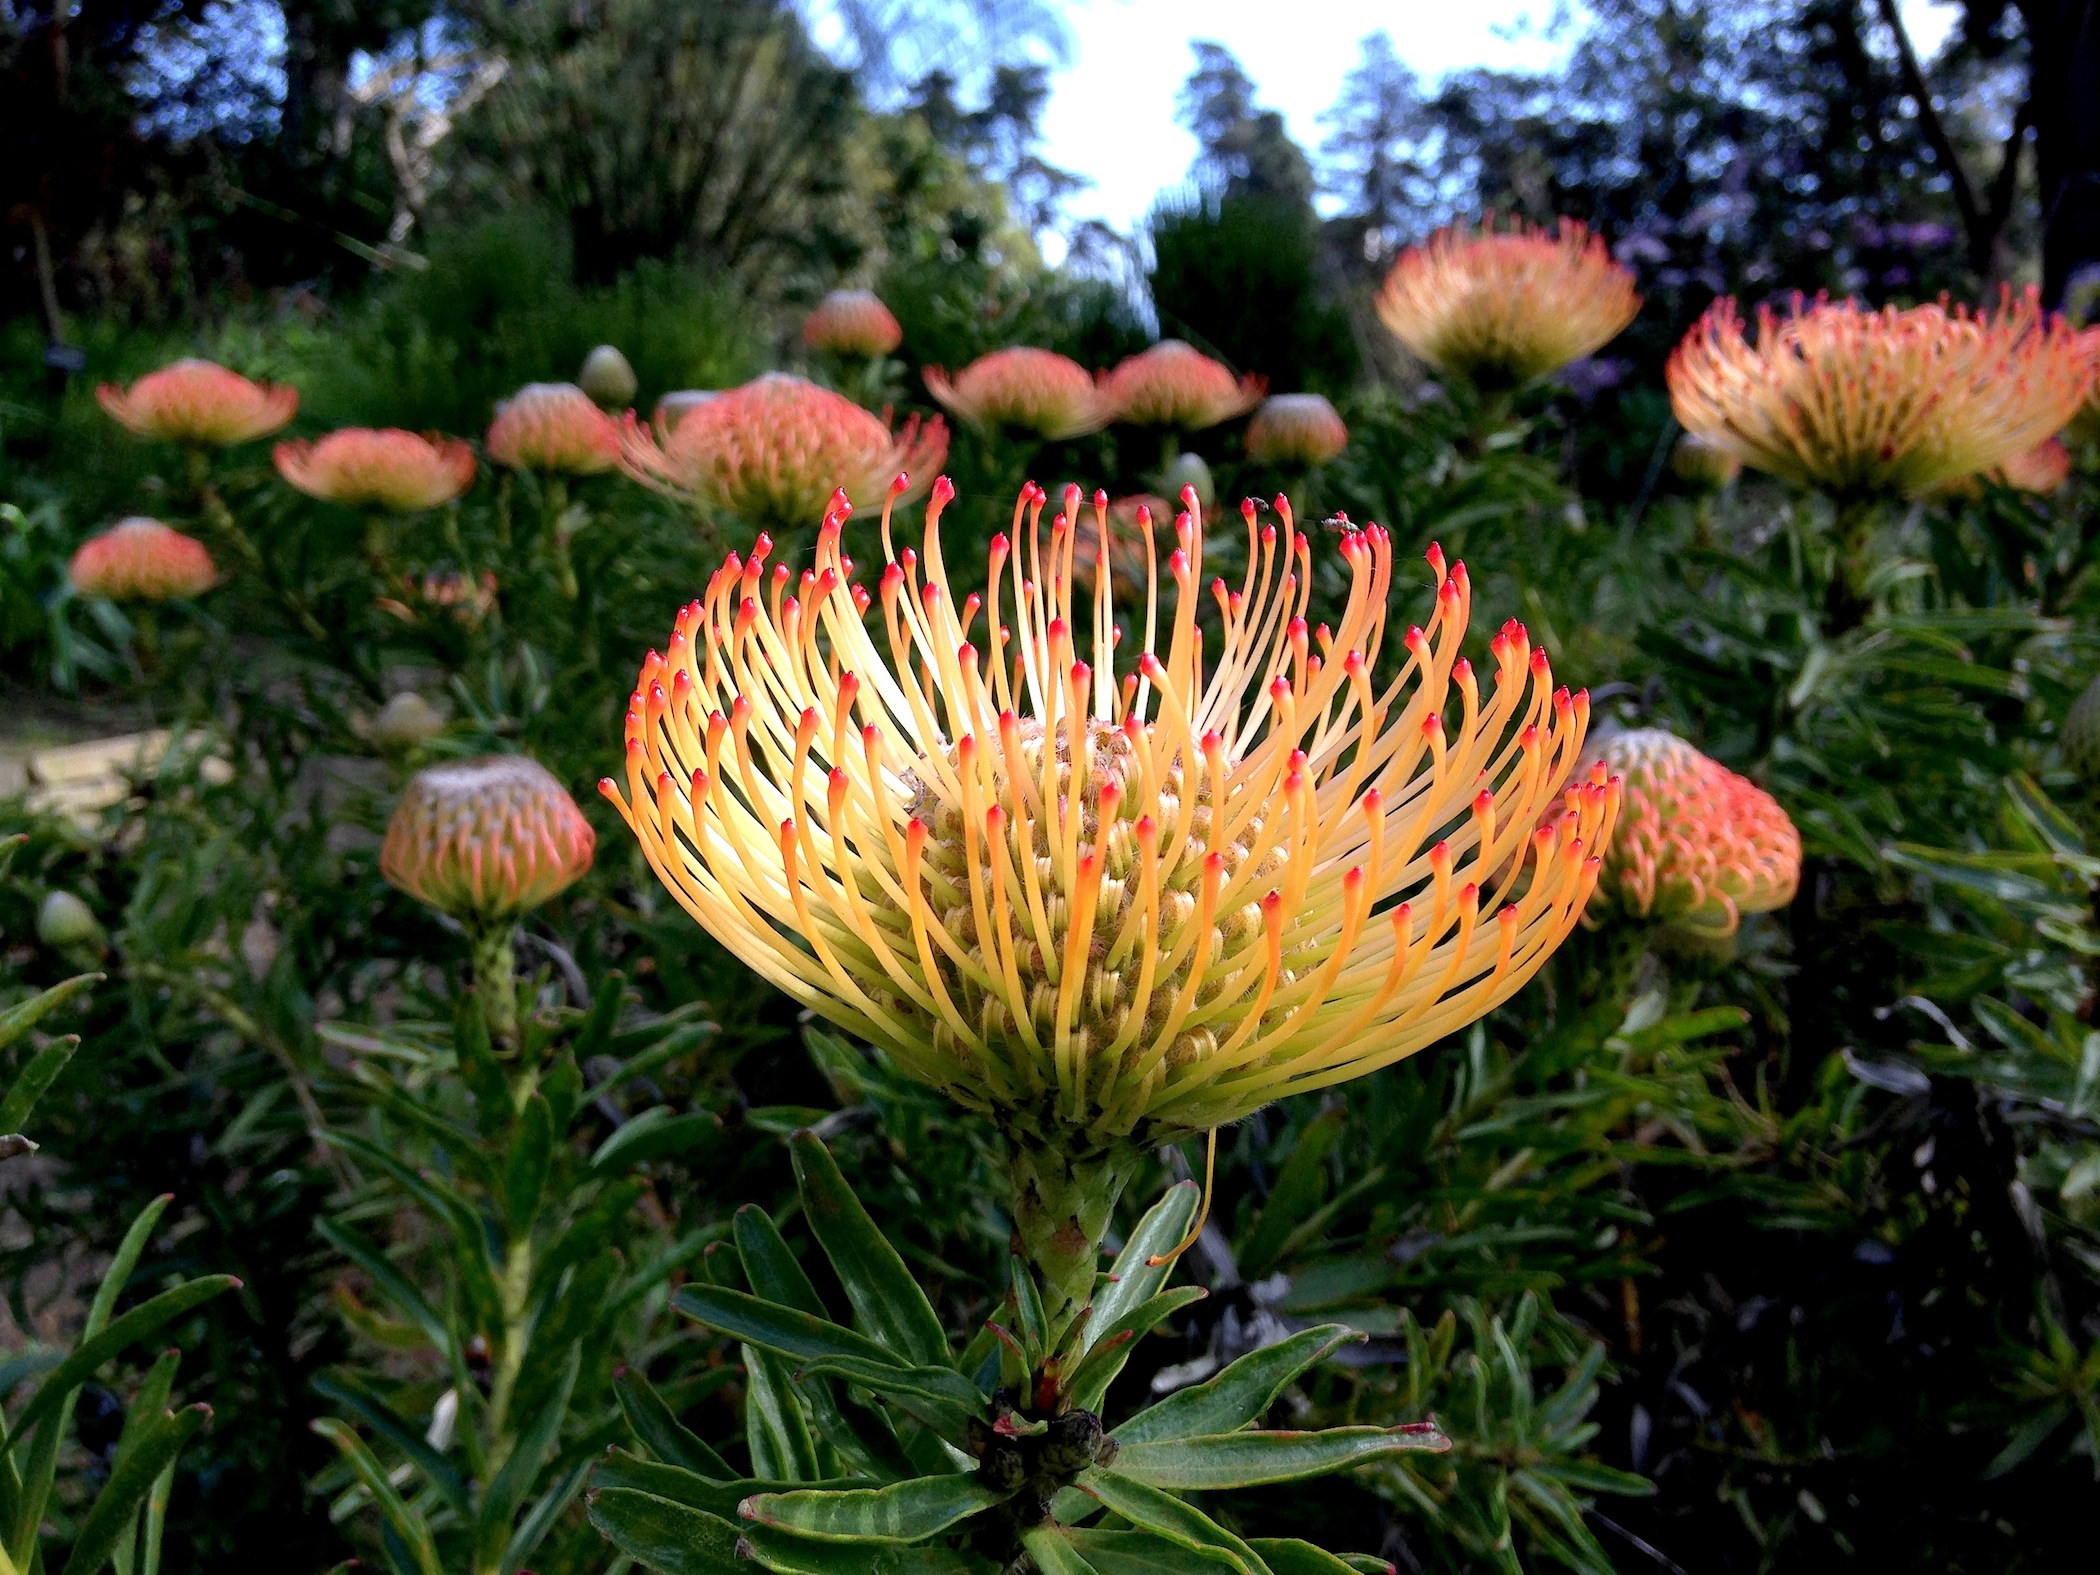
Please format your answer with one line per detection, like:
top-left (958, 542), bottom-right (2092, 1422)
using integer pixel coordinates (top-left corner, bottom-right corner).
top-left (1179, 40), bottom-right (1317, 210)
top-left (1319, 32), bottom-right (1435, 266)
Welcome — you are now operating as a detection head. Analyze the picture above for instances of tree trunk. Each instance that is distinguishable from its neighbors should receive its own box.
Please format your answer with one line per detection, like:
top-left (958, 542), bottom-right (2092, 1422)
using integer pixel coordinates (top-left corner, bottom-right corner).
top-left (2018, 1), bottom-right (2100, 307)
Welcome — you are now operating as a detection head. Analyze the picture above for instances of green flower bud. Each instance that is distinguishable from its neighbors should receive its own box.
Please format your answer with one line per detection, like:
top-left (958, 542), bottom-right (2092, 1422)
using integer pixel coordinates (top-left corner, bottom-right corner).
top-left (578, 345), bottom-right (638, 407)
top-left (37, 890), bottom-right (105, 951)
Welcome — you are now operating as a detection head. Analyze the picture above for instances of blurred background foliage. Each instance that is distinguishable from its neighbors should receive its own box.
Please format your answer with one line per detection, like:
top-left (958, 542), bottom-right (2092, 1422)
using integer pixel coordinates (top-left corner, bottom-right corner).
top-left (2, 0), bottom-right (2099, 1572)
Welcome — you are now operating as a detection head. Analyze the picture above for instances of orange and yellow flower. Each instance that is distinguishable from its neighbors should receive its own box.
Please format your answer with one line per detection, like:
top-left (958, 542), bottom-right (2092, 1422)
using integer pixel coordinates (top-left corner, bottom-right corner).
top-left (68, 518), bottom-right (217, 601)
top-left (1996, 436), bottom-right (2072, 495)
top-left (619, 373), bottom-right (947, 527)
top-left (1246, 394), bottom-right (1350, 466)
top-left (923, 348), bottom-right (1108, 440)
top-left (603, 480), bottom-right (1615, 1150)
top-left (1100, 342), bottom-right (1264, 431)
top-left (803, 290), bottom-right (904, 358)
top-left (275, 429), bottom-right (477, 511)
top-left (382, 755), bottom-right (595, 920)
top-left (96, 359), bottom-right (299, 446)
top-left (1584, 728), bottom-right (1799, 939)
top-left (1375, 218), bottom-right (1640, 386)
top-left (486, 383), bottom-right (622, 475)
top-left (1666, 287), bottom-right (2096, 499)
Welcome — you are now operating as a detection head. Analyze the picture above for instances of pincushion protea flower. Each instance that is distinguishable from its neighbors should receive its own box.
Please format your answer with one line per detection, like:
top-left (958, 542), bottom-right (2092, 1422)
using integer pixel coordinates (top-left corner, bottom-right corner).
top-left (97, 358), bottom-right (298, 446)
top-left (1996, 436), bottom-right (2072, 494)
top-left (1101, 341), bottom-right (1265, 430)
top-left (485, 383), bottom-right (622, 475)
top-left (603, 477), bottom-right (1615, 1322)
top-left (803, 289), bottom-right (904, 358)
top-left (275, 429), bottom-right (477, 511)
top-left (68, 518), bottom-right (217, 601)
top-left (619, 373), bottom-right (947, 528)
top-left (1246, 393), bottom-right (1349, 466)
top-left (1584, 728), bottom-right (1799, 940)
top-left (1375, 218), bottom-right (1640, 387)
top-left (1666, 287), bottom-right (2095, 499)
top-left (923, 347), bottom-right (1108, 439)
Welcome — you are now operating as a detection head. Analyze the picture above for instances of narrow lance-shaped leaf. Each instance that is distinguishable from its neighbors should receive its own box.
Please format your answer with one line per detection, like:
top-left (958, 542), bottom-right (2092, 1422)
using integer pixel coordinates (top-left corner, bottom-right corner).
top-left (0, 972), bottom-right (99, 1058)
top-left (586, 1487), bottom-right (746, 1575)
top-left (614, 1369), bottom-right (736, 1478)
top-left (744, 1346), bottom-right (818, 1482)
top-left (310, 1419), bottom-right (443, 1575)
top-left (790, 1133), bottom-right (949, 1368)
top-left (1109, 1426), bottom-right (1448, 1492)
top-left (1075, 1470), bottom-right (1271, 1575)
top-left (1247, 1540), bottom-right (1394, 1575)
top-left (1111, 1325), bottom-right (1362, 1446)
top-left (738, 1473), bottom-right (1003, 1544)
top-left (311, 1370), bottom-right (470, 1512)
top-left (5, 1277), bottom-right (239, 1446)
top-left (794, 1355), bottom-right (987, 1438)
top-left (674, 1284), bottom-right (903, 1371)
top-left (65, 1403), bottom-right (211, 1575)
top-left (1066, 1286), bottom-right (1210, 1415)
top-left (1087, 1184), bottom-right (1199, 1351)
top-left (1067, 1527), bottom-right (1247, 1574)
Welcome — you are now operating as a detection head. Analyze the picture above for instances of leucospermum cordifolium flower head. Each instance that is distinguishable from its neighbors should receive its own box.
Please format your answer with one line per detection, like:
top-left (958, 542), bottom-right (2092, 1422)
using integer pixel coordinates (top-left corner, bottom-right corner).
top-left (96, 358), bottom-right (298, 446)
top-left (1100, 340), bottom-right (1265, 430)
top-left (802, 289), bottom-right (904, 358)
top-left (1245, 393), bottom-right (1350, 467)
top-left (485, 383), bottom-right (622, 475)
top-left (1374, 217), bottom-right (1641, 387)
top-left (1584, 727), bottom-right (1799, 940)
top-left (381, 755), bottom-right (596, 922)
top-left (1996, 435), bottom-right (2073, 494)
top-left (68, 518), bottom-right (217, 601)
top-left (618, 373), bottom-right (948, 528)
top-left (274, 428), bottom-right (478, 511)
top-left (1666, 286), bottom-right (2097, 500)
top-left (603, 478), bottom-right (1616, 1154)
top-left (923, 347), bottom-right (1110, 440)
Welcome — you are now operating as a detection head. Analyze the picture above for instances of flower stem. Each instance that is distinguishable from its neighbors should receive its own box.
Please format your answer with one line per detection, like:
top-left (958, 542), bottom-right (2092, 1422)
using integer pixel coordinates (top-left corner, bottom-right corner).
top-left (471, 920), bottom-right (519, 1052)
top-left (1824, 496), bottom-right (1886, 635)
top-left (1006, 1139), bottom-right (1142, 1345)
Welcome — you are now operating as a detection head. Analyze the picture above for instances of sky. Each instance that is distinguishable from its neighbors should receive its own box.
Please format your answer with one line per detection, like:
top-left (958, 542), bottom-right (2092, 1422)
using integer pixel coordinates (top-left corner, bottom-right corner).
top-left (1030, 0), bottom-right (1964, 236)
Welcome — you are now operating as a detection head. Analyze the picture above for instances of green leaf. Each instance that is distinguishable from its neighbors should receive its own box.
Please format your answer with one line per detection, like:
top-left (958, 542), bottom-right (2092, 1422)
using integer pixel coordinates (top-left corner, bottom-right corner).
top-left (573, 971), bottom-right (631, 1066)
top-left (674, 1285), bottom-right (904, 1371)
top-left (1111, 1326), bottom-right (1361, 1446)
top-left (737, 1525), bottom-right (981, 1574)
top-left (1008, 1257), bottom-right (1048, 1364)
top-left (1075, 1471), bottom-right (1270, 1574)
top-left (790, 1133), bottom-right (949, 1368)
top-left (1067, 1528), bottom-right (1245, 1574)
top-left (65, 1403), bottom-right (209, 1575)
top-left (591, 1107), bottom-right (725, 1174)
top-left (739, 1473), bottom-right (1002, 1543)
top-left (1239, 1108), bottom-right (1347, 1278)
top-left (585, 1487), bottom-right (746, 1575)
top-left (735, 1205), bottom-right (827, 1318)
top-left (6, 1277), bottom-right (238, 1445)
top-left (311, 1370), bottom-right (469, 1512)
top-left (316, 1219), bottom-right (449, 1354)
top-left (311, 1418), bottom-right (443, 1575)
top-left (87, 1195), bottom-right (173, 1337)
top-left (745, 1346), bottom-right (819, 1482)
top-left (0, 1032), bottom-right (81, 1138)
top-left (1109, 1427), bottom-right (1446, 1491)
top-left (794, 1355), bottom-right (987, 1437)
top-left (0, 971), bottom-right (98, 1057)
top-left (1088, 1184), bottom-right (1199, 1352)
top-left (475, 1344), bottom-right (580, 1564)
top-left (615, 1369), bottom-right (736, 1478)
top-left (1020, 1523), bottom-right (1103, 1574)
top-left (505, 1093), bottom-right (555, 1234)
top-left (1247, 1540), bottom-right (1389, 1575)
top-left (593, 1450), bottom-right (864, 1518)
top-left (1066, 1286), bottom-right (1209, 1415)
top-left (503, 1454), bottom-right (594, 1575)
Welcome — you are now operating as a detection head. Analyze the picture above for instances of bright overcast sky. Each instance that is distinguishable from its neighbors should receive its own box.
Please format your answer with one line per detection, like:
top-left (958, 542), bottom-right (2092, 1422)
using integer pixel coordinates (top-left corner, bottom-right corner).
top-left (1035, 0), bottom-right (1964, 234)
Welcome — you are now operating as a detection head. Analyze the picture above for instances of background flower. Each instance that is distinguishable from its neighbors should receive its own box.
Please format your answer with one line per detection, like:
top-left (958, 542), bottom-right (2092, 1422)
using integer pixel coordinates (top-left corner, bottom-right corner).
top-left (485, 383), bottom-right (622, 474)
top-left (802, 289), bottom-right (904, 357)
top-left (923, 347), bottom-right (1108, 439)
top-left (68, 517), bottom-right (217, 600)
top-left (1100, 340), bottom-right (1265, 429)
top-left (274, 428), bottom-right (478, 511)
top-left (96, 359), bottom-right (298, 446)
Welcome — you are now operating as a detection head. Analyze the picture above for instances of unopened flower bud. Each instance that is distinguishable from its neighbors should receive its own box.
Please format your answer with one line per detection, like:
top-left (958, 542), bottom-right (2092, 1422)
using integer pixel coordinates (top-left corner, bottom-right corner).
top-left (381, 755), bottom-right (595, 921)
top-left (37, 890), bottom-right (105, 951)
top-left (578, 345), bottom-right (638, 407)
top-left (369, 692), bottom-right (448, 749)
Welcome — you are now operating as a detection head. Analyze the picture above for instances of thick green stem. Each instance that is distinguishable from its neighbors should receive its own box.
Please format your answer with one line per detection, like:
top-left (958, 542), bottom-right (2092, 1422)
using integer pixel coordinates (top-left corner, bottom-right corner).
top-left (542, 473), bottom-right (579, 599)
top-left (471, 921), bottom-right (519, 1051)
top-left (1824, 496), bottom-right (1886, 635)
top-left (1007, 1139), bottom-right (1142, 1345)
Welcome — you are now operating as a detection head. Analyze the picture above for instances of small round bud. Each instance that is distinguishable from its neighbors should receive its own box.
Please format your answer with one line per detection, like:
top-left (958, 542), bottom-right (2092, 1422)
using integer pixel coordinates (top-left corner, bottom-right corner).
top-left (381, 755), bottom-right (595, 920)
top-left (368, 692), bottom-right (448, 750)
top-left (1159, 451), bottom-right (1215, 512)
top-left (37, 890), bottom-right (105, 951)
top-left (1671, 431), bottom-right (1742, 490)
top-left (578, 345), bottom-right (639, 407)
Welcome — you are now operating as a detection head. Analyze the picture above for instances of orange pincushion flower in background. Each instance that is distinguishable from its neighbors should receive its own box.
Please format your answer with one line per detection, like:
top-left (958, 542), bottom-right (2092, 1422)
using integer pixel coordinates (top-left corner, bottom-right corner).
top-left (1068, 492), bottom-right (1173, 599)
top-left (97, 359), bottom-right (299, 446)
top-left (1995, 436), bottom-right (2072, 494)
top-left (1666, 287), bottom-right (2096, 499)
top-left (275, 429), bottom-right (477, 511)
top-left (381, 755), bottom-right (595, 921)
top-left (486, 383), bottom-right (622, 475)
top-left (1245, 394), bottom-right (1350, 466)
top-left (68, 518), bottom-right (217, 601)
top-left (603, 479), bottom-right (1615, 1149)
top-left (1375, 218), bottom-right (1640, 386)
top-left (923, 348), bottom-right (1109, 439)
top-left (803, 290), bottom-right (904, 357)
top-left (619, 373), bottom-right (947, 526)
top-left (1585, 728), bottom-right (1799, 939)
top-left (1100, 341), bottom-right (1265, 430)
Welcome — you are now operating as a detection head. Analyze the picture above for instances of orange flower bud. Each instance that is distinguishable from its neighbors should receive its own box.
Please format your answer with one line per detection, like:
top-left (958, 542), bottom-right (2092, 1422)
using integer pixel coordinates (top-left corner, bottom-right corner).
top-left (381, 756), bottom-right (595, 920)
top-left (96, 359), bottom-right (298, 446)
top-left (68, 518), bottom-right (217, 601)
top-left (274, 429), bottom-right (477, 511)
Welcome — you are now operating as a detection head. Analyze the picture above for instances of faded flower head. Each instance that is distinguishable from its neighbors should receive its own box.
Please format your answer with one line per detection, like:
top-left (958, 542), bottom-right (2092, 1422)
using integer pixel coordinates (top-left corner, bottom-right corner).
top-left (486, 383), bottom-right (622, 475)
top-left (275, 429), bottom-right (477, 511)
top-left (923, 348), bottom-right (1108, 440)
top-left (605, 479), bottom-right (1614, 1148)
top-left (804, 290), bottom-right (904, 358)
top-left (619, 373), bottom-right (947, 527)
top-left (1666, 287), bottom-right (2096, 499)
top-left (1375, 218), bottom-right (1640, 386)
top-left (1100, 341), bottom-right (1265, 431)
top-left (96, 358), bottom-right (298, 446)
top-left (382, 755), bottom-right (596, 921)
top-left (69, 518), bottom-right (217, 601)
top-left (1245, 394), bottom-right (1350, 467)
top-left (1585, 728), bottom-right (1799, 939)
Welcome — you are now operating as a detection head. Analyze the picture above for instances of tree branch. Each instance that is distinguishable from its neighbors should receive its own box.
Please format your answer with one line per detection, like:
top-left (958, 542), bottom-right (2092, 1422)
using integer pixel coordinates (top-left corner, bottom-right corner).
top-left (1876, 0), bottom-right (1985, 252)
